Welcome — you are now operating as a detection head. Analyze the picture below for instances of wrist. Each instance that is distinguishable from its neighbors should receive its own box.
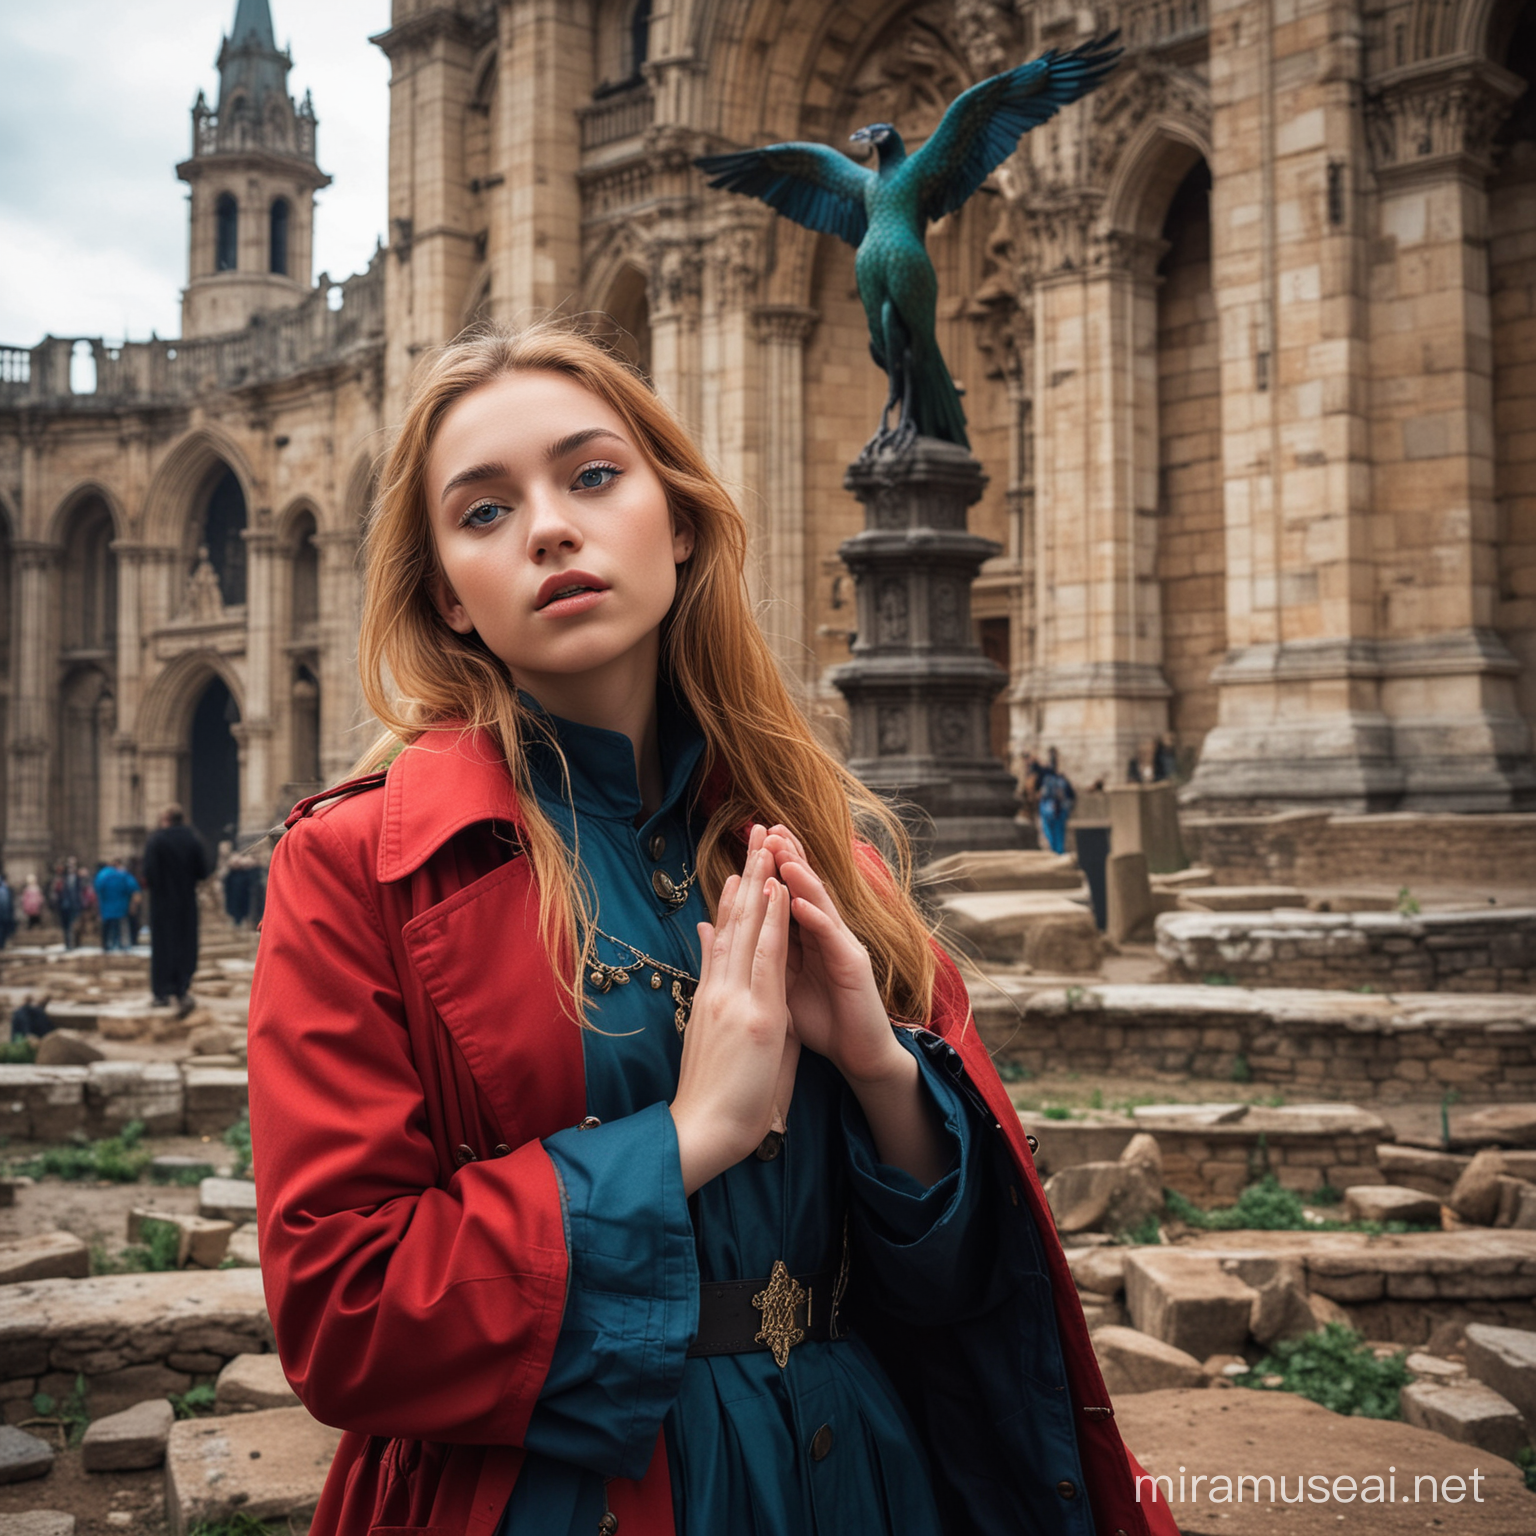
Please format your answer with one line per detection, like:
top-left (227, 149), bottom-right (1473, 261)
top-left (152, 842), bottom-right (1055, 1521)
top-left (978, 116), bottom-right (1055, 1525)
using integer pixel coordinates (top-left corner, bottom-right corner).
top-left (843, 1032), bottom-right (918, 1099)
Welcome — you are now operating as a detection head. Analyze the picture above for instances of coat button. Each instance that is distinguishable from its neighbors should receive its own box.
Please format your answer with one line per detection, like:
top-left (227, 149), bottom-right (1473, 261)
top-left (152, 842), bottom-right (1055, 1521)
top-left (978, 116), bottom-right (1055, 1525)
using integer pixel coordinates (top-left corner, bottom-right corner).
top-left (454, 1144), bottom-right (477, 1166)
top-left (1056, 1479), bottom-right (1077, 1499)
top-left (492, 1144), bottom-right (511, 1158)
top-left (810, 1424), bottom-right (834, 1461)
top-left (651, 868), bottom-right (677, 902)
top-left (577, 1116), bottom-right (601, 1131)
top-left (648, 835), bottom-right (666, 860)
top-left (598, 1514), bottom-right (619, 1534)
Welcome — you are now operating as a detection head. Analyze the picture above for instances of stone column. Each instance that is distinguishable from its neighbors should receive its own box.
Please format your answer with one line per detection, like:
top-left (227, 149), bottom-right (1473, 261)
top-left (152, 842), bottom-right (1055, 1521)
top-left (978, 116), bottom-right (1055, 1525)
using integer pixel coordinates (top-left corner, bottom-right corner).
top-left (831, 440), bottom-right (1025, 859)
top-left (646, 239), bottom-right (704, 434)
top-left (108, 541), bottom-right (148, 857)
top-left (241, 524), bottom-right (279, 839)
top-left (1027, 207), bottom-right (1171, 786)
top-left (752, 304), bottom-right (818, 694)
top-left (4, 541), bottom-right (59, 877)
top-left (314, 528), bottom-right (364, 781)
top-left (1360, 57), bottom-right (1533, 809)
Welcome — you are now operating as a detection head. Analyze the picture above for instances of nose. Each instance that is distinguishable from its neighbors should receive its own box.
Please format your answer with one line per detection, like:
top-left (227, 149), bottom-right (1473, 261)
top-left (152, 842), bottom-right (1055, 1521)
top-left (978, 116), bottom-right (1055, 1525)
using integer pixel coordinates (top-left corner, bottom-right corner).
top-left (523, 484), bottom-right (583, 561)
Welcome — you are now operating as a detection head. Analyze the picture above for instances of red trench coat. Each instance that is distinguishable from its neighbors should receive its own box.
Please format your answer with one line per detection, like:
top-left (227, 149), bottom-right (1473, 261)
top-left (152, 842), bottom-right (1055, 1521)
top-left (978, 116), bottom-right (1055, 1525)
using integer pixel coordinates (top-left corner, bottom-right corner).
top-left (248, 730), bottom-right (1181, 1536)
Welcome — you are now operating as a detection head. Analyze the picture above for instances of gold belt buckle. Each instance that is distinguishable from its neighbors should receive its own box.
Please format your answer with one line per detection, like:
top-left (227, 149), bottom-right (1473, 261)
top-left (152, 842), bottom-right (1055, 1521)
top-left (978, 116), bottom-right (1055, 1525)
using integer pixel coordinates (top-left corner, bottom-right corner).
top-left (753, 1260), bottom-right (808, 1368)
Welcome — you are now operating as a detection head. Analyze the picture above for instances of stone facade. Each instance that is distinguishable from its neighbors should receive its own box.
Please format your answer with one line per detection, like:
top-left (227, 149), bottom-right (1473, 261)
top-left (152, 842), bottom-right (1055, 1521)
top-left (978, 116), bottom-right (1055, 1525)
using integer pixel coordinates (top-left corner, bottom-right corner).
top-left (3, 0), bottom-right (1536, 869)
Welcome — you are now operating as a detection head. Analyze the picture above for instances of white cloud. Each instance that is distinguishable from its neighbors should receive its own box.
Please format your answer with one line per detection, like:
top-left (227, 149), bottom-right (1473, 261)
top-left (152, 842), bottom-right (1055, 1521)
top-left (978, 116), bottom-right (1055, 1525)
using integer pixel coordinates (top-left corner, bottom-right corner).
top-left (0, 0), bottom-right (390, 346)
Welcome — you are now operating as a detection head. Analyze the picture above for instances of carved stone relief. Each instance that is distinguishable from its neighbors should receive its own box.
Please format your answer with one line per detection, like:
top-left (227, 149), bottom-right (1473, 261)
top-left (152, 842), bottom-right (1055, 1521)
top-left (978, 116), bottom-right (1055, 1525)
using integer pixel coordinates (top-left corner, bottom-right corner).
top-left (878, 705), bottom-right (910, 755)
top-left (932, 579), bottom-right (963, 644)
top-left (877, 578), bottom-right (910, 643)
top-left (931, 702), bottom-right (971, 756)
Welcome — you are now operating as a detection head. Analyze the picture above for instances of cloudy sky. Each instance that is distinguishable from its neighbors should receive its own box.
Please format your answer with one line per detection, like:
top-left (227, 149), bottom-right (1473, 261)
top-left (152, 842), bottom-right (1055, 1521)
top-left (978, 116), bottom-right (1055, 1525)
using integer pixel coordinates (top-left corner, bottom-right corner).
top-left (0, 0), bottom-right (391, 346)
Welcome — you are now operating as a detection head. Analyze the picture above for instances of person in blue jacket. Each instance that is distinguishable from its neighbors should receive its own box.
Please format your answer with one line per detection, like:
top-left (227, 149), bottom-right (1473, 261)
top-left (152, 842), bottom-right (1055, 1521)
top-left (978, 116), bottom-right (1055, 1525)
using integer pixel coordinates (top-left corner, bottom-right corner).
top-left (93, 858), bottom-right (141, 952)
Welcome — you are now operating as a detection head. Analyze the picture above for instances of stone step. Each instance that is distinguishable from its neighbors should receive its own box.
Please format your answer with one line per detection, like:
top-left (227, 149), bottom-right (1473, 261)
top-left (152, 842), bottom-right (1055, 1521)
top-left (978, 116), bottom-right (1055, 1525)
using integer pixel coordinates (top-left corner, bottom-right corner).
top-left (0, 1232), bottom-right (90, 1286)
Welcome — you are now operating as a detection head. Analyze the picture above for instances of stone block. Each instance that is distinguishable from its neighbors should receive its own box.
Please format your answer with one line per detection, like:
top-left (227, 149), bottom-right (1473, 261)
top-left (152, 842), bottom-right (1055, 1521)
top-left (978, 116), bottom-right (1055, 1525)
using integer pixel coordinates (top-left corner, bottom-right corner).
top-left (84, 1061), bottom-right (182, 1137)
top-left (1407, 1352), bottom-right (1467, 1380)
top-left (226, 1224), bottom-right (261, 1268)
top-left (214, 1353), bottom-right (298, 1413)
top-left (1376, 1144), bottom-right (1469, 1196)
top-left (127, 1210), bottom-right (234, 1269)
top-left (165, 1407), bottom-right (343, 1536)
top-left (80, 1397), bottom-right (175, 1472)
top-left (1107, 783), bottom-right (1185, 874)
top-left (1107, 851), bottom-right (1156, 945)
top-left (1021, 908), bottom-right (1103, 976)
top-left (1067, 1245), bottom-right (1127, 1296)
top-left (181, 1067), bottom-right (248, 1136)
top-left (33, 1031), bottom-right (104, 1066)
top-left (1091, 1326), bottom-right (1206, 1395)
top-left (0, 1066), bottom-right (87, 1141)
top-left (1464, 1104), bottom-right (1536, 1146)
top-left (1043, 1141), bottom-right (1161, 1236)
top-left (1400, 1379), bottom-right (1528, 1462)
top-left (1464, 1323), bottom-right (1536, 1422)
top-left (1450, 1148), bottom-right (1507, 1225)
top-left (1176, 886), bottom-right (1310, 911)
top-left (198, 1178), bottom-right (257, 1224)
top-left (0, 1517), bottom-right (74, 1536)
top-left (187, 1023), bottom-right (245, 1057)
top-left (1342, 1184), bottom-right (1442, 1224)
top-left (0, 1425), bottom-right (53, 1485)
top-left (1122, 1249), bottom-right (1259, 1359)
top-left (0, 1232), bottom-right (90, 1285)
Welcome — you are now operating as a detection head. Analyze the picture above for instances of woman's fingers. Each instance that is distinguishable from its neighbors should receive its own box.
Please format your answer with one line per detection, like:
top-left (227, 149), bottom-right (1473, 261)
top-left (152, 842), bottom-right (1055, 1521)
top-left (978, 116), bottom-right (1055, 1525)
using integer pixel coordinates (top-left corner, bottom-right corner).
top-left (695, 921), bottom-right (716, 991)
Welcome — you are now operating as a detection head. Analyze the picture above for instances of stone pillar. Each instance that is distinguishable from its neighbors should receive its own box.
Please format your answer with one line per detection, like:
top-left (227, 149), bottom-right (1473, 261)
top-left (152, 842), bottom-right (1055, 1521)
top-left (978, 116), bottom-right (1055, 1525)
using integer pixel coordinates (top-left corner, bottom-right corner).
top-left (1360, 57), bottom-right (1533, 809)
top-left (752, 304), bottom-right (818, 693)
top-left (1029, 215), bottom-right (1170, 786)
top-left (4, 541), bottom-right (58, 876)
top-left (108, 541), bottom-right (148, 857)
top-left (241, 525), bottom-right (279, 838)
top-left (647, 240), bottom-right (704, 434)
top-left (831, 440), bottom-right (1025, 858)
top-left (315, 528), bottom-right (364, 781)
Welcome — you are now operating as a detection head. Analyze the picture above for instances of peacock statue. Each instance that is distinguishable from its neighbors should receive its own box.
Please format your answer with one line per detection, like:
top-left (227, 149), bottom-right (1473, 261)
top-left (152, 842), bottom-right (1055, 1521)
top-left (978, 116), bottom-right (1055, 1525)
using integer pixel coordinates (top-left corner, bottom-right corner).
top-left (696, 33), bottom-right (1121, 453)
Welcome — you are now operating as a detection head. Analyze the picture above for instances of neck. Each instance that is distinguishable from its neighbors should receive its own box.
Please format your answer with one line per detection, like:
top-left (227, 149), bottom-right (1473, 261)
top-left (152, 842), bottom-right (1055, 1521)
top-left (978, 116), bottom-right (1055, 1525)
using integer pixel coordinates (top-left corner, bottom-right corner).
top-left (517, 638), bottom-right (666, 816)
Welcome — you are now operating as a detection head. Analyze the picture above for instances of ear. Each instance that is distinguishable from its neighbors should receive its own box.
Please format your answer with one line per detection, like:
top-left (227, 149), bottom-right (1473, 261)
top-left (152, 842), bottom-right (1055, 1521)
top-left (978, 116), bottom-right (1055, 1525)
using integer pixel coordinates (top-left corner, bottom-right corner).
top-left (672, 519), bottom-right (696, 565)
top-left (429, 571), bottom-right (476, 635)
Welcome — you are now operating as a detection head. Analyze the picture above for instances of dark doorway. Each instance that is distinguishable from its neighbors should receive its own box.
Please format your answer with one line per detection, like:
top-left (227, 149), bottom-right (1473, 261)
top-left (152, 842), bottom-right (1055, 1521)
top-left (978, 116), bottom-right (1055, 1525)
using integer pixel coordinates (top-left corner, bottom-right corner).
top-left (189, 676), bottom-right (240, 855)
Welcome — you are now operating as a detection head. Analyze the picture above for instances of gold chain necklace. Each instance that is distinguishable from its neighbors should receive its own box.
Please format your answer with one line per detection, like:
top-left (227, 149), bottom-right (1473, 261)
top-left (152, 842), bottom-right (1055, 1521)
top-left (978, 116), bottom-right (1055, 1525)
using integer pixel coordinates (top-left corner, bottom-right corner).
top-left (589, 927), bottom-right (698, 1033)
top-left (649, 861), bottom-right (698, 912)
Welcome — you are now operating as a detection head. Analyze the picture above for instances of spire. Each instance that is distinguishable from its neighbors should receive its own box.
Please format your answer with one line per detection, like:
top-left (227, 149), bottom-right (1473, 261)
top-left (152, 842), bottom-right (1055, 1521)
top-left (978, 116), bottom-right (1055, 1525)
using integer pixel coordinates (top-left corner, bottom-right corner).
top-left (229, 0), bottom-right (277, 50)
top-left (216, 0), bottom-right (289, 115)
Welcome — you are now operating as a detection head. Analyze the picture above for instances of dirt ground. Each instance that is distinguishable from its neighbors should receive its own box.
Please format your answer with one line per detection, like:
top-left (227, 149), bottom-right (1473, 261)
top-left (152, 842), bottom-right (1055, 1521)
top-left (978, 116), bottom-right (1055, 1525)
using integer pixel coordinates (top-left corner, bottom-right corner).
top-left (0, 1444), bottom-right (167, 1536)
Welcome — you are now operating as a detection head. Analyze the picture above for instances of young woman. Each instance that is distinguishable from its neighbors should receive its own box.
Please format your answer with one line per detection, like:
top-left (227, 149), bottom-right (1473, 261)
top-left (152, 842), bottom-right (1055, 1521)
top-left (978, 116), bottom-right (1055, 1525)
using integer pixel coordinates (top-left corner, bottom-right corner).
top-left (247, 324), bottom-right (1178, 1536)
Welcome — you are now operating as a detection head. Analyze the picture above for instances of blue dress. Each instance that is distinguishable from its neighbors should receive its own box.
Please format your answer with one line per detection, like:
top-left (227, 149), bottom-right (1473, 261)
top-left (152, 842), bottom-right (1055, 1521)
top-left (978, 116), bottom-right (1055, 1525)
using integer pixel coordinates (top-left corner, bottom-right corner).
top-left (495, 701), bottom-right (1011, 1535)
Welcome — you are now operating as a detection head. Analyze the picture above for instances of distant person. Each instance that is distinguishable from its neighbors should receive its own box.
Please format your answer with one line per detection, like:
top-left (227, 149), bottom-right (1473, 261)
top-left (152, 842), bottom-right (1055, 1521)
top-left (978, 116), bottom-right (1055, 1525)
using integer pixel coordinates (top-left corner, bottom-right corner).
top-left (0, 872), bottom-right (13, 950)
top-left (143, 805), bottom-right (211, 1013)
top-left (19, 874), bottom-right (43, 931)
top-left (1038, 747), bottom-right (1076, 856)
top-left (10, 993), bottom-right (52, 1041)
top-left (51, 857), bottom-right (88, 949)
top-left (1152, 735), bottom-right (1178, 783)
top-left (94, 858), bottom-right (141, 953)
top-left (223, 854), bottom-right (256, 927)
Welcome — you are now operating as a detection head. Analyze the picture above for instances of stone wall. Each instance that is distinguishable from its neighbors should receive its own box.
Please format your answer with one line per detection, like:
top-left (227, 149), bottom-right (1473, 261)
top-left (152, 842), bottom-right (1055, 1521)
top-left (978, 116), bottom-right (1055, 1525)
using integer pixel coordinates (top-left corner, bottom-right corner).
top-left (1155, 908), bottom-right (1536, 992)
top-left (0, 1063), bottom-right (248, 1142)
top-left (973, 980), bottom-right (1536, 1102)
top-left (1183, 810), bottom-right (1536, 888)
top-left (0, 1269), bottom-right (272, 1421)
top-left (1020, 1103), bottom-right (1390, 1201)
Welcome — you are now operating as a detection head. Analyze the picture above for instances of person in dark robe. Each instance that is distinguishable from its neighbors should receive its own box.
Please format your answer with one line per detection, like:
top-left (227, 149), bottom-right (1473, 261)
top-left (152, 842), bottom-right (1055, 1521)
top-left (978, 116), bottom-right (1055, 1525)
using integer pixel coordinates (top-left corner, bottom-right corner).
top-left (143, 804), bottom-right (211, 1011)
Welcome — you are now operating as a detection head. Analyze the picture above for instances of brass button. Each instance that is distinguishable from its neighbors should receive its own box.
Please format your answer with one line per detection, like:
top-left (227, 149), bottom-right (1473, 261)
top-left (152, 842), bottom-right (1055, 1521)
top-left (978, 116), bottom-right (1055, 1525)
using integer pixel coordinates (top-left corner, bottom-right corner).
top-left (454, 1144), bottom-right (477, 1166)
top-left (598, 1514), bottom-right (619, 1534)
top-left (648, 835), bottom-right (667, 860)
top-left (651, 868), bottom-right (677, 902)
top-left (492, 1144), bottom-right (511, 1158)
top-left (810, 1423), bottom-right (834, 1462)
top-left (577, 1116), bottom-right (602, 1131)
top-left (1056, 1479), bottom-right (1077, 1499)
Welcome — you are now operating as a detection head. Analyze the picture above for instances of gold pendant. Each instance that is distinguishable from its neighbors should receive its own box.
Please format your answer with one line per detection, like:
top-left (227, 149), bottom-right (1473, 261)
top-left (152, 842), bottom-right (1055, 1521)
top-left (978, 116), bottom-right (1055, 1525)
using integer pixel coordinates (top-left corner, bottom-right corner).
top-left (671, 978), bottom-right (694, 1034)
top-left (752, 1260), bottom-right (807, 1368)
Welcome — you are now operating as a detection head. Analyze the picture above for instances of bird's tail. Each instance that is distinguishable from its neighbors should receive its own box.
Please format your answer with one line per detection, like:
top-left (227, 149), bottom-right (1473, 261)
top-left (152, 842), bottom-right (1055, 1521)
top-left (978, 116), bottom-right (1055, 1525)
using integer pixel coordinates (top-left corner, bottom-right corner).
top-left (911, 338), bottom-right (970, 449)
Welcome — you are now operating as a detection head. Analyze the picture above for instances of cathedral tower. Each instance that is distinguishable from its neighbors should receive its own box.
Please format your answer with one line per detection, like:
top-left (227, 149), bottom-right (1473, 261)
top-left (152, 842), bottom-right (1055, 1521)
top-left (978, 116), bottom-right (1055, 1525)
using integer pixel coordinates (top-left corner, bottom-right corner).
top-left (176, 0), bottom-right (331, 338)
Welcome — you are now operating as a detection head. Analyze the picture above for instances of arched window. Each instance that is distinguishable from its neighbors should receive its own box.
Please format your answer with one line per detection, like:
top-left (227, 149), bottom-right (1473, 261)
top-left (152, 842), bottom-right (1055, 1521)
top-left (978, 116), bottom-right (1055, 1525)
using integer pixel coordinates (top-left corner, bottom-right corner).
top-left (202, 467), bottom-right (247, 606)
top-left (627, 0), bottom-right (652, 81)
top-left (270, 198), bottom-right (290, 276)
top-left (63, 497), bottom-right (117, 652)
top-left (290, 511), bottom-right (319, 633)
top-left (216, 193), bottom-right (239, 272)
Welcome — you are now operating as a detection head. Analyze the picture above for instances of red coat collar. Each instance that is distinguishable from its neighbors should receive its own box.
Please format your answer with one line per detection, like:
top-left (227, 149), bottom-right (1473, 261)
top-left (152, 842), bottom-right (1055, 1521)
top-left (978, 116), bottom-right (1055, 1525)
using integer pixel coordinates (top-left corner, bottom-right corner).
top-left (377, 728), bottom-right (524, 883)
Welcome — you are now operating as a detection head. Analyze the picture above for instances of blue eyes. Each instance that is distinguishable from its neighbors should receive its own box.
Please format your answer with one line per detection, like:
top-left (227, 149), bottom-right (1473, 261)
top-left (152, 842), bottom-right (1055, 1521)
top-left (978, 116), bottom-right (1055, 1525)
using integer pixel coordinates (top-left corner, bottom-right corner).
top-left (458, 463), bottom-right (622, 528)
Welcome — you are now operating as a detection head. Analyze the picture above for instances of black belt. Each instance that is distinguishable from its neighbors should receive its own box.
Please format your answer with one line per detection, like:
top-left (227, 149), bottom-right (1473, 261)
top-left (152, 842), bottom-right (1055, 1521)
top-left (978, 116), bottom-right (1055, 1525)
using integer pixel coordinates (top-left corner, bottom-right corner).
top-left (688, 1260), bottom-right (847, 1367)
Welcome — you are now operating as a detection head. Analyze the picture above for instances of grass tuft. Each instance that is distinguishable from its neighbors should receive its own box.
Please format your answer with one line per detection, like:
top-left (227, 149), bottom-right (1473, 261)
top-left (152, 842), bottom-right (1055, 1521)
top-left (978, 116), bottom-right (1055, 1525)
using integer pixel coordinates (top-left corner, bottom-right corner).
top-left (1239, 1323), bottom-right (1410, 1419)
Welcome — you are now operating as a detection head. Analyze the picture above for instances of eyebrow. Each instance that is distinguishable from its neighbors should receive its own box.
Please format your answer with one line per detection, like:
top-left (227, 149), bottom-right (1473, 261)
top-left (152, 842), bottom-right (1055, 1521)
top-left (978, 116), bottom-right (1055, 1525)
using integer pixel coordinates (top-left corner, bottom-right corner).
top-left (437, 427), bottom-right (629, 505)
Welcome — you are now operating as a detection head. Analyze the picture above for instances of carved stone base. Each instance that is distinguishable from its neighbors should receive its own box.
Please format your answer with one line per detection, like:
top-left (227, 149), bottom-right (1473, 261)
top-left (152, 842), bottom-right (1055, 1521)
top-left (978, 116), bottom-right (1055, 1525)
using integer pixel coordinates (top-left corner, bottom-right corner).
top-left (829, 438), bottom-right (1027, 860)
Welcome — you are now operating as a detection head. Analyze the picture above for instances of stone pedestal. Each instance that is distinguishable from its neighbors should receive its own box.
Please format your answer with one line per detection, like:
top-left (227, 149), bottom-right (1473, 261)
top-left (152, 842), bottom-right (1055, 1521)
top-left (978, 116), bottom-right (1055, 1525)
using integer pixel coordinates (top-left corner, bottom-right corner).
top-left (830, 438), bottom-right (1026, 859)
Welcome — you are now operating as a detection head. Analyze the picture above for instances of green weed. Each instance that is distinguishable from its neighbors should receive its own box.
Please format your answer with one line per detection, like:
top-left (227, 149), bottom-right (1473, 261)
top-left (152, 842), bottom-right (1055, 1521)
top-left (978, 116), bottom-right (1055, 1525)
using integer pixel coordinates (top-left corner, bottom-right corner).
top-left (1229, 1053), bottom-right (1253, 1083)
top-left (1202, 973), bottom-right (1238, 987)
top-left (1397, 886), bottom-right (1421, 917)
top-left (1040, 1105), bottom-right (1074, 1121)
top-left (1240, 1323), bottom-right (1410, 1419)
top-left (29, 1374), bottom-right (89, 1446)
top-left (188, 1515), bottom-right (284, 1536)
top-left (994, 1059), bottom-right (1032, 1084)
top-left (1113, 1214), bottom-right (1163, 1246)
top-left (0, 1038), bottom-right (38, 1064)
top-left (1517, 1447), bottom-right (1536, 1493)
top-left (223, 1112), bottom-right (252, 1179)
top-left (1164, 1174), bottom-right (1439, 1235)
top-left (170, 1384), bottom-right (219, 1420)
top-left (5, 1121), bottom-right (151, 1184)
top-left (93, 1218), bottom-right (182, 1275)
top-left (1311, 1183), bottom-right (1344, 1206)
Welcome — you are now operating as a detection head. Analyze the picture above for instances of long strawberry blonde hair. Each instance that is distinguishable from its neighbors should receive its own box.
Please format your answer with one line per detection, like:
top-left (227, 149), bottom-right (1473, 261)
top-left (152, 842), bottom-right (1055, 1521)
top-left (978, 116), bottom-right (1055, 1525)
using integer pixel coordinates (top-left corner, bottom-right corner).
top-left (356, 320), bottom-right (936, 1024)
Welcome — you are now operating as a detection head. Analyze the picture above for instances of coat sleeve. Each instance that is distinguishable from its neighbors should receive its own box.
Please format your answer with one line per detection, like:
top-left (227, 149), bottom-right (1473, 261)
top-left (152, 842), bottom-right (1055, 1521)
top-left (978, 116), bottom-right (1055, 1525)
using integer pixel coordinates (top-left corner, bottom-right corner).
top-left (247, 812), bottom-right (570, 1446)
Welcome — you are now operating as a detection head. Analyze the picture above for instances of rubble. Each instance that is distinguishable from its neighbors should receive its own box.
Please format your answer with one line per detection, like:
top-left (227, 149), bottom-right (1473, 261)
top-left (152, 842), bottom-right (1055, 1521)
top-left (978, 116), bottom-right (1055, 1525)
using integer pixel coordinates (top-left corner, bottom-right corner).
top-left (1042, 1133), bottom-right (1161, 1235)
top-left (0, 1516), bottom-right (75, 1536)
top-left (32, 1031), bottom-right (103, 1066)
top-left (1463, 1323), bottom-right (1536, 1422)
top-left (1400, 1378), bottom-right (1529, 1462)
top-left (214, 1352), bottom-right (300, 1412)
top-left (1122, 1249), bottom-right (1262, 1359)
top-left (1091, 1325), bottom-right (1206, 1394)
top-left (1341, 1184), bottom-right (1442, 1224)
top-left (0, 1425), bottom-right (54, 1485)
top-left (80, 1397), bottom-right (175, 1472)
top-left (126, 1209), bottom-right (235, 1269)
top-left (0, 1232), bottom-right (90, 1285)
top-left (197, 1178), bottom-right (257, 1225)
top-left (1449, 1149), bottom-right (1508, 1225)
top-left (164, 1407), bottom-right (342, 1536)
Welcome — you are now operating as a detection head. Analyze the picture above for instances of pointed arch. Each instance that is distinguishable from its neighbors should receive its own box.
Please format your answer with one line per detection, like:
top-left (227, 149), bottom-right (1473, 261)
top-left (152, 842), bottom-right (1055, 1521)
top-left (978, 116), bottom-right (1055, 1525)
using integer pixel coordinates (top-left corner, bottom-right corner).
top-left (137, 649), bottom-right (246, 755)
top-left (142, 427), bottom-right (259, 549)
top-left (1101, 115), bottom-right (1213, 243)
top-left (46, 481), bottom-right (127, 547)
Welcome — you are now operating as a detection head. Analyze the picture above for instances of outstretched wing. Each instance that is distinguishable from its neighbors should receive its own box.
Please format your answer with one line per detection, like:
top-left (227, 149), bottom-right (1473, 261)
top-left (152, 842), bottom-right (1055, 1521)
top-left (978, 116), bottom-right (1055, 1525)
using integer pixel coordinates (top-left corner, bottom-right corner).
top-left (695, 143), bottom-right (876, 247)
top-left (905, 34), bottom-right (1122, 224)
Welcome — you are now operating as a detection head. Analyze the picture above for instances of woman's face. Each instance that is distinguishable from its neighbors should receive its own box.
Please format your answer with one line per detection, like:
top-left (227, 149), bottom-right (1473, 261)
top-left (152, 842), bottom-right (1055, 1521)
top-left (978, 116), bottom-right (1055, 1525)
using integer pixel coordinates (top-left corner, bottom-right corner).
top-left (426, 369), bottom-right (693, 696)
